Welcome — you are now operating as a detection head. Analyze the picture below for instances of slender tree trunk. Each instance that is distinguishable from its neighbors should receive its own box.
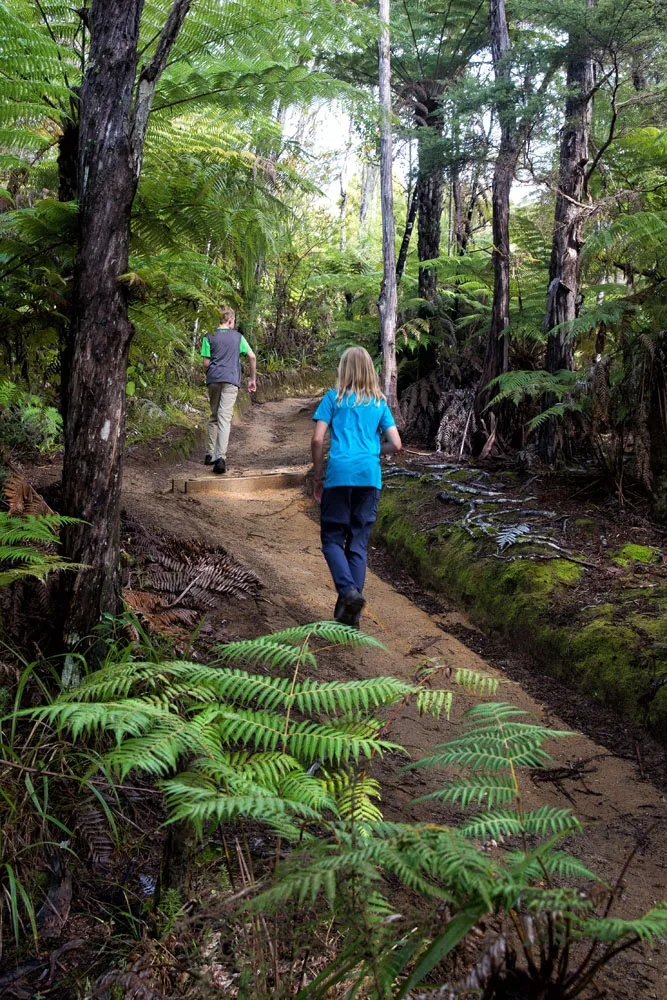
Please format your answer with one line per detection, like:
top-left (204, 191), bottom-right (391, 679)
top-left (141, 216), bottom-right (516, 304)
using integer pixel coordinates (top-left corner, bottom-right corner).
top-left (476, 0), bottom-right (516, 415)
top-left (377, 0), bottom-right (400, 418)
top-left (452, 170), bottom-right (464, 252)
top-left (57, 110), bottom-right (80, 429)
top-left (396, 179), bottom-right (419, 285)
top-left (538, 44), bottom-right (594, 463)
top-left (61, 0), bottom-right (191, 655)
top-left (339, 173), bottom-right (348, 252)
top-left (650, 335), bottom-right (667, 519)
top-left (416, 126), bottom-right (444, 302)
top-left (359, 159), bottom-right (378, 236)
top-left (57, 118), bottom-right (79, 202)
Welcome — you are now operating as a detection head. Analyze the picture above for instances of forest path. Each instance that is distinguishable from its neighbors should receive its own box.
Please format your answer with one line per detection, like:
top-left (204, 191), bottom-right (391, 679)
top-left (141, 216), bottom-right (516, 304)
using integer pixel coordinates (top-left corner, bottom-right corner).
top-left (123, 396), bottom-right (666, 999)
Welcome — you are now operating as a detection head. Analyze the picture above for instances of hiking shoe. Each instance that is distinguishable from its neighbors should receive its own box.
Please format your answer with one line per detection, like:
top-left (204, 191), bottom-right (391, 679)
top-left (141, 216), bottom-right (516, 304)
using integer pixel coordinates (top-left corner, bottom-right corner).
top-left (334, 595), bottom-right (362, 628)
top-left (341, 587), bottom-right (365, 618)
top-left (213, 458), bottom-right (226, 474)
top-left (204, 454), bottom-right (213, 465)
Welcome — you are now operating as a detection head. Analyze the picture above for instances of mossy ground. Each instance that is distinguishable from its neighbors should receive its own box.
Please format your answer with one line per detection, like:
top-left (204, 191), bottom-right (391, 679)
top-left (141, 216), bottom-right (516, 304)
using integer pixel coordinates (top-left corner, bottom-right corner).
top-left (374, 477), bottom-right (667, 741)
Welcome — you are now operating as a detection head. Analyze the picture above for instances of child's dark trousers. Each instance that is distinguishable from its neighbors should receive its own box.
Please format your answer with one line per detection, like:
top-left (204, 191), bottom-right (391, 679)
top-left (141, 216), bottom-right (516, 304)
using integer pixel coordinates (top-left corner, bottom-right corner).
top-left (320, 486), bottom-right (380, 596)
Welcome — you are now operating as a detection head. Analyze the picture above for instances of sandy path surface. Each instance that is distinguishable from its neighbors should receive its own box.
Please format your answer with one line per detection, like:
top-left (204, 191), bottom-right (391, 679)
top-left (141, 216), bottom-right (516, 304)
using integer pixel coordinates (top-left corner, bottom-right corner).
top-left (123, 396), bottom-right (667, 998)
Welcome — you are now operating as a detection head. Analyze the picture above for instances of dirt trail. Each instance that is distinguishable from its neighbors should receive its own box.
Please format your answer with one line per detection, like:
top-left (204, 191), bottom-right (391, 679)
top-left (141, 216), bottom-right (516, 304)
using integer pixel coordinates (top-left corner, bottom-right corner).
top-left (124, 397), bottom-right (666, 999)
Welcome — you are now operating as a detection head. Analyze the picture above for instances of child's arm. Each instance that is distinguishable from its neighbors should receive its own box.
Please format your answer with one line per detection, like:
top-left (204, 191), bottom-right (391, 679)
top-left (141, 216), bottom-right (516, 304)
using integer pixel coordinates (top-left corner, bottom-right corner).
top-left (381, 426), bottom-right (402, 455)
top-left (311, 420), bottom-right (328, 503)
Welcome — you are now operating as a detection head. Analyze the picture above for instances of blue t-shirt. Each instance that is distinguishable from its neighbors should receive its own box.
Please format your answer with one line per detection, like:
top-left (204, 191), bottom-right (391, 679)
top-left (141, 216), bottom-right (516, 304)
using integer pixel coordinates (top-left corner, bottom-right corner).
top-left (313, 389), bottom-right (396, 489)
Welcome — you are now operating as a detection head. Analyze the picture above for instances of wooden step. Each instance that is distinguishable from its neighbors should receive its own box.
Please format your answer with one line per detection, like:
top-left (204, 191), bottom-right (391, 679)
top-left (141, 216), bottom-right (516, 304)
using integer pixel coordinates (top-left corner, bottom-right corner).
top-left (172, 470), bottom-right (306, 495)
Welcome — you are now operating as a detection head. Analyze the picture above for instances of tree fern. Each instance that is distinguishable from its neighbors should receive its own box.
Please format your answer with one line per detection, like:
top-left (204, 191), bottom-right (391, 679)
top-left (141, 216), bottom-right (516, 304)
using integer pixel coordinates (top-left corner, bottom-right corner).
top-left (31, 624), bottom-right (444, 840)
top-left (288, 693), bottom-right (666, 999)
top-left (0, 512), bottom-right (82, 586)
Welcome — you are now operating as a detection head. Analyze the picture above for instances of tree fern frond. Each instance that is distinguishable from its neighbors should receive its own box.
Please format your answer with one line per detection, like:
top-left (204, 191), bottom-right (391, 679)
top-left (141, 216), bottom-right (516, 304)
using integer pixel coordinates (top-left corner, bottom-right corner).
top-left (575, 905), bottom-right (667, 943)
top-left (416, 688), bottom-right (453, 720)
top-left (213, 638), bottom-right (318, 672)
top-left (418, 774), bottom-right (518, 809)
top-left (258, 621), bottom-right (385, 648)
top-left (294, 676), bottom-right (413, 715)
top-left (462, 806), bottom-right (581, 841)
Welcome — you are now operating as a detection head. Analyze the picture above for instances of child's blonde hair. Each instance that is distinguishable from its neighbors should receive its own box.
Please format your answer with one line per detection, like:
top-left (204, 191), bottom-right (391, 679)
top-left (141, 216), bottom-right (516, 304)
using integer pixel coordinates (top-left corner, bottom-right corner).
top-left (335, 346), bottom-right (385, 405)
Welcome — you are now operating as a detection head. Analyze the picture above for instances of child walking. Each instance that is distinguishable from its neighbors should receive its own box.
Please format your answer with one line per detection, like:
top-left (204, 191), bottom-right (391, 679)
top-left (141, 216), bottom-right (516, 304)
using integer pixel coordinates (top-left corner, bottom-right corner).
top-left (311, 346), bottom-right (402, 626)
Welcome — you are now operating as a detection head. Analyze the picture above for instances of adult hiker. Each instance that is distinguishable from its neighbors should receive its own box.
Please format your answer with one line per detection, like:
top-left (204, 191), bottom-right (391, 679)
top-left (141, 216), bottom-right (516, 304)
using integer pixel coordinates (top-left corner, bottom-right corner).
top-left (201, 306), bottom-right (257, 474)
top-left (311, 345), bottom-right (402, 626)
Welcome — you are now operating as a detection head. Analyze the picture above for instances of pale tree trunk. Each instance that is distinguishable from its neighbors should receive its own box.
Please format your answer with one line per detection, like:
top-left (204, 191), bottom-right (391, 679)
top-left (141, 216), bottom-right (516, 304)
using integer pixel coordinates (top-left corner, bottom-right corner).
top-left (476, 0), bottom-right (516, 416)
top-left (359, 159), bottom-right (379, 237)
top-left (61, 0), bottom-right (191, 659)
top-left (339, 173), bottom-right (348, 251)
top-left (377, 0), bottom-right (400, 419)
top-left (539, 44), bottom-right (594, 463)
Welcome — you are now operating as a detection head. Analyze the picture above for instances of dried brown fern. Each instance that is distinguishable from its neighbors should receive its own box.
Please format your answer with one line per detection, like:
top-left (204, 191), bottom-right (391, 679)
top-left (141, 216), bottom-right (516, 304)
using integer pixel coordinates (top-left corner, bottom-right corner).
top-left (124, 589), bottom-right (201, 638)
top-left (75, 800), bottom-right (115, 870)
top-left (3, 470), bottom-right (54, 516)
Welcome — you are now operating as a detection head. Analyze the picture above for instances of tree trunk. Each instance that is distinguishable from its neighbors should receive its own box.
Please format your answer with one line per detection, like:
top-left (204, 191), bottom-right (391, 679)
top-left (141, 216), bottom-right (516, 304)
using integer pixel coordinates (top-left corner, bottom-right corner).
top-left (476, 0), bottom-right (515, 416)
top-left (453, 170), bottom-right (480, 254)
top-left (416, 116), bottom-right (444, 303)
top-left (538, 43), bottom-right (594, 463)
top-left (650, 335), bottom-right (667, 521)
top-left (61, 0), bottom-right (191, 655)
top-left (339, 172), bottom-right (348, 252)
top-left (452, 171), bottom-right (465, 252)
top-left (155, 819), bottom-right (197, 907)
top-left (57, 117), bottom-right (79, 202)
top-left (396, 179), bottom-right (419, 285)
top-left (359, 159), bottom-right (378, 236)
top-left (377, 0), bottom-right (400, 419)
top-left (57, 106), bottom-right (80, 430)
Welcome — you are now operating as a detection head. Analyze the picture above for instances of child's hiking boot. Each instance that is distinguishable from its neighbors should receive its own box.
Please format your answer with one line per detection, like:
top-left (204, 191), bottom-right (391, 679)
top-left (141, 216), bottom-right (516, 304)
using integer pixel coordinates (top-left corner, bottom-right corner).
top-left (204, 454), bottom-right (214, 465)
top-left (213, 458), bottom-right (226, 474)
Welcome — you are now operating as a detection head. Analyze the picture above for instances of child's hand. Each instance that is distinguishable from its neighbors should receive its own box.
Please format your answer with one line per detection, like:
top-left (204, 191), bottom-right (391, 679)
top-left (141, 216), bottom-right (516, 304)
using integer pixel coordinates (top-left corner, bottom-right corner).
top-left (313, 479), bottom-right (324, 503)
top-left (248, 379), bottom-right (257, 393)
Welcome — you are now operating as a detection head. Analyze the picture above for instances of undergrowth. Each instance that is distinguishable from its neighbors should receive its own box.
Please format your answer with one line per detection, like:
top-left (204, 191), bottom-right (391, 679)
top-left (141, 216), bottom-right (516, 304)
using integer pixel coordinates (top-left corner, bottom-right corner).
top-left (0, 512), bottom-right (664, 996)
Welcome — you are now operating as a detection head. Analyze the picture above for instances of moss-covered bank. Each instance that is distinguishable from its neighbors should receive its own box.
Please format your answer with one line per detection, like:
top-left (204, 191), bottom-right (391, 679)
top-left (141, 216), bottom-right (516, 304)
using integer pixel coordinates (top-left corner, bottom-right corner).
top-left (374, 481), bottom-right (667, 741)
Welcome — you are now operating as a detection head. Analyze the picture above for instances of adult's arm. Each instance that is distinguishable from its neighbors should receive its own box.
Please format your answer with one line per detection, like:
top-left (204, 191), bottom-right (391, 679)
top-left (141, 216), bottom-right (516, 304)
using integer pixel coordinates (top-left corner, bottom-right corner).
top-left (381, 426), bottom-right (402, 455)
top-left (311, 420), bottom-right (328, 503)
top-left (246, 347), bottom-right (257, 393)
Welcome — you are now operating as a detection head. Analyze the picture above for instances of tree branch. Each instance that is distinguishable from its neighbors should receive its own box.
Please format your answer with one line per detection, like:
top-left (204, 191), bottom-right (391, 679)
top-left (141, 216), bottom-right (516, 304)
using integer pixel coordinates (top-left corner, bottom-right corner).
top-left (584, 61), bottom-right (620, 196)
top-left (130, 0), bottom-right (192, 174)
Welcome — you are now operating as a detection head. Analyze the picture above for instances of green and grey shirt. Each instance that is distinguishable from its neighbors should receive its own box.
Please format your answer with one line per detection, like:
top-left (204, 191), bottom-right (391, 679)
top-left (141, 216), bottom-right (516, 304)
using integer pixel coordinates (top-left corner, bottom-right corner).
top-left (201, 327), bottom-right (251, 387)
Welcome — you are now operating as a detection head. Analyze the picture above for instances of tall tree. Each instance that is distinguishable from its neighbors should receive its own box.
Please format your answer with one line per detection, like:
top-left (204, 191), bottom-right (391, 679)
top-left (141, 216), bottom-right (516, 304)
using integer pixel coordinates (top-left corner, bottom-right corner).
top-left (377, 0), bottom-right (399, 416)
top-left (61, 0), bottom-right (191, 651)
top-left (416, 105), bottom-right (445, 302)
top-left (538, 31), bottom-right (594, 463)
top-left (476, 0), bottom-right (514, 414)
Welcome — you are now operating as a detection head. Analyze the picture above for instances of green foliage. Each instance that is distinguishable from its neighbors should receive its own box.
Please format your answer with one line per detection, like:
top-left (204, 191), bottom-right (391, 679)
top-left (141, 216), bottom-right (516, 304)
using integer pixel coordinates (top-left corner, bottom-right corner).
top-left (0, 512), bottom-right (81, 586)
top-left (0, 379), bottom-right (62, 454)
top-left (30, 622), bottom-right (463, 838)
top-left (281, 701), bottom-right (667, 999)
